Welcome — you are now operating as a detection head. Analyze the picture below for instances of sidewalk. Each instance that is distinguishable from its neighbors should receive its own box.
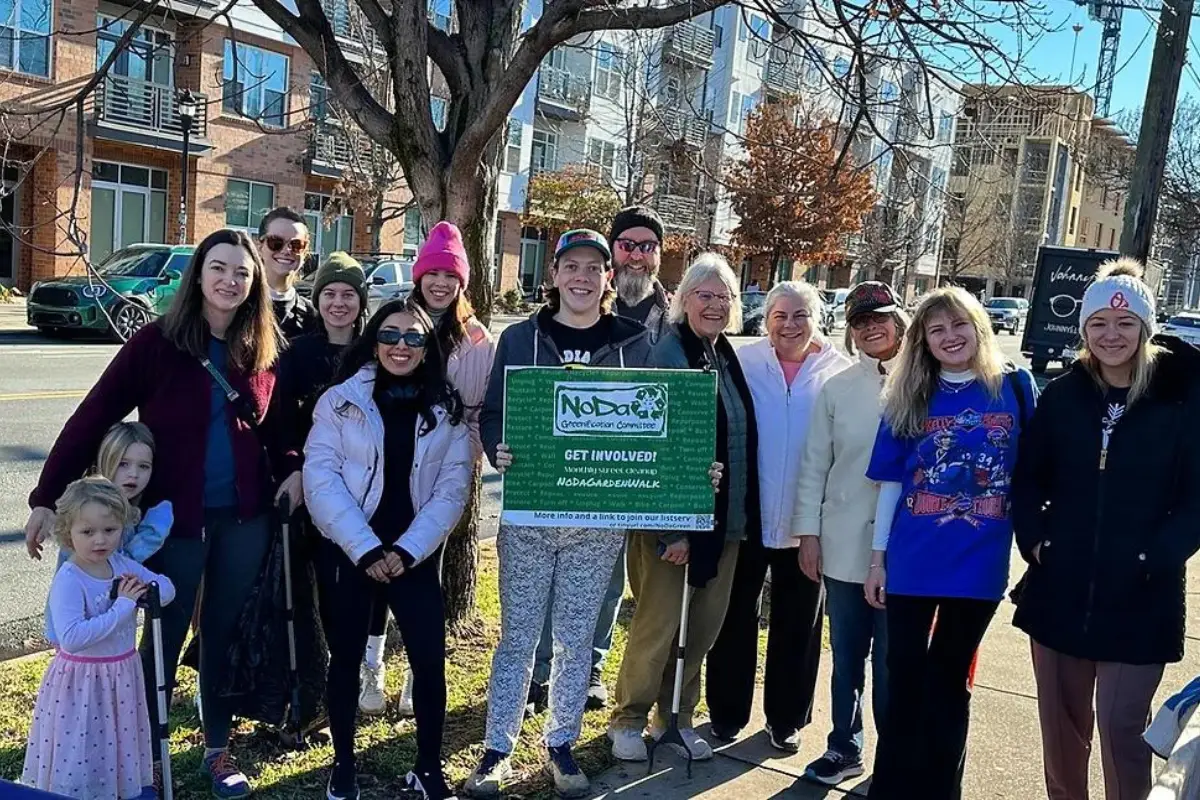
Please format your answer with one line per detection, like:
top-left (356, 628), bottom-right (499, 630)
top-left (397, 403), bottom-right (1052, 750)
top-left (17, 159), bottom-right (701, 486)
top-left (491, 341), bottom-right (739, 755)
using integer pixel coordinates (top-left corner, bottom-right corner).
top-left (0, 297), bottom-right (33, 332)
top-left (586, 547), bottom-right (1200, 798)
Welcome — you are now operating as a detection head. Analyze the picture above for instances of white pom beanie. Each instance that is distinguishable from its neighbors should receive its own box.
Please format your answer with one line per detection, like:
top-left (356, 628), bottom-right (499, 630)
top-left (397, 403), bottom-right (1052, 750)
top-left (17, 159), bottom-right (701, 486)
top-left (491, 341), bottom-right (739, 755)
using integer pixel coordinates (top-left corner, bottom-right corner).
top-left (1079, 269), bottom-right (1157, 333)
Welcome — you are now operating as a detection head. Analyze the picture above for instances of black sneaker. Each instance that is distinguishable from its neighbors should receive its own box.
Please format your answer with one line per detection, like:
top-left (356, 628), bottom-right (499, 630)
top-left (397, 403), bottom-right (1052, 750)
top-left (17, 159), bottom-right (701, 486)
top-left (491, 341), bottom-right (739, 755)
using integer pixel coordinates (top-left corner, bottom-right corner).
top-left (326, 760), bottom-right (360, 800)
top-left (584, 668), bottom-right (608, 711)
top-left (765, 722), bottom-right (800, 753)
top-left (709, 722), bottom-right (741, 743)
top-left (546, 744), bottom-right (590, 798)
top-left (524, 681), bottom-right (549, 718)
top-left (804, 749), bottom-right (865, 785)
top-left (404, 761), bottom-right (455, 800)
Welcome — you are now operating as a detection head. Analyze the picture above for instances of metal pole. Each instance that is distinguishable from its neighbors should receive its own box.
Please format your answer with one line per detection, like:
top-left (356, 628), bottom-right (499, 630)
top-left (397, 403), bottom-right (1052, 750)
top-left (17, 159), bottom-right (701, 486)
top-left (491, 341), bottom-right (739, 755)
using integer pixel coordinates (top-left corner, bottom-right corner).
top-left (178, 120), bottom-right (190, 245)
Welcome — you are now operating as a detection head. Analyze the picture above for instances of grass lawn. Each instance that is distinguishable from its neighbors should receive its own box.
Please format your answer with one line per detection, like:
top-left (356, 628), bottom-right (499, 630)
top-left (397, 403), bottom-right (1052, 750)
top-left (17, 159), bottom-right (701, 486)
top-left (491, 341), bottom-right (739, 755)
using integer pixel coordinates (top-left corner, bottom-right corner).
top-left (0, 545), bottom-right (629, 799)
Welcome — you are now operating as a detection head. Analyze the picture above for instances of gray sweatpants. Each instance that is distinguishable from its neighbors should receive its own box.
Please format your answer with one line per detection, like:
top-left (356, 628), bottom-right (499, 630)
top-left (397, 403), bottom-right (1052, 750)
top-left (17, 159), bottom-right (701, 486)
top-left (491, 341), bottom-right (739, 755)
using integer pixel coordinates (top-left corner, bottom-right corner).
top-left (484, 524), bottom-right (625, 752)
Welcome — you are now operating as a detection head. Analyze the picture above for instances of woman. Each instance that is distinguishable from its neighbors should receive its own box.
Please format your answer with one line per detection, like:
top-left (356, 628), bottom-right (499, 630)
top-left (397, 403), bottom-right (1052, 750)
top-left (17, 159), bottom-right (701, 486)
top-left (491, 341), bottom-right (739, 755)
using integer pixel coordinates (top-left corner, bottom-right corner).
top-left (863, 287), bottom-right (1036, 800)
top-left (794, 281), bottom-right (908, 785)
top-left (1012, 259), bottom-right (1200, 800)
top-left (608, 252), bottom-right (755, 765)
top-left (705, 281), bottom-right (849, 752)
top-left (304, 300), bottom-right (471, 800)
top-left (464, 229), bottom-right (655, 800)
top-left (23, 228), bottom-right (295, 799)
top-left (358, 221), bottom-right (496, 718)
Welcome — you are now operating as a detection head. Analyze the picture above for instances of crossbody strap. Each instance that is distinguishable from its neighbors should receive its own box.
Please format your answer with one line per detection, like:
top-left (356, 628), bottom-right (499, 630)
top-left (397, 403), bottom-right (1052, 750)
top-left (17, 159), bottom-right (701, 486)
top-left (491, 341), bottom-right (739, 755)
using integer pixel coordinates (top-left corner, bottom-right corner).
top-left (200, 356), bottom-right (261, 433)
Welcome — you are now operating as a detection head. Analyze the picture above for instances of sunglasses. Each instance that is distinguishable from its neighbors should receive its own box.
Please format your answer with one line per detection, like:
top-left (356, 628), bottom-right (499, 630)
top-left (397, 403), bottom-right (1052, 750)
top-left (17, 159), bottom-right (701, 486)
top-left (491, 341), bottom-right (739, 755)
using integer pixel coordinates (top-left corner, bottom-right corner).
top-left (376, 328), bottom-right (428, 347)
top-left (850, 312), bottom-right (891, 330)
top-left (615, 238), bottom-right (660, 255)
top-left (264, 235), bottom-right (308, 254)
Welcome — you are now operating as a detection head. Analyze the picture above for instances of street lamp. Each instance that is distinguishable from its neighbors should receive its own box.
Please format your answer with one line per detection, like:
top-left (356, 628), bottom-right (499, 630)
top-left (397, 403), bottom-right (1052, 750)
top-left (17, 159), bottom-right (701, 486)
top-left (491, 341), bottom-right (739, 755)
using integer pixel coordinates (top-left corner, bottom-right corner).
top-left (176, 88), bottom-right (199, 245)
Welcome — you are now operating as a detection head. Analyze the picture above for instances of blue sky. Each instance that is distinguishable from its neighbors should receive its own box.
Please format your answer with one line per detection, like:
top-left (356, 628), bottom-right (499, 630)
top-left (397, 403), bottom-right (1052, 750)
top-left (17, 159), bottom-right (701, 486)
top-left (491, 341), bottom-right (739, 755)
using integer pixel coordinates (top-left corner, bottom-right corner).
top-left (982, 0), bottom-right (1200, 121)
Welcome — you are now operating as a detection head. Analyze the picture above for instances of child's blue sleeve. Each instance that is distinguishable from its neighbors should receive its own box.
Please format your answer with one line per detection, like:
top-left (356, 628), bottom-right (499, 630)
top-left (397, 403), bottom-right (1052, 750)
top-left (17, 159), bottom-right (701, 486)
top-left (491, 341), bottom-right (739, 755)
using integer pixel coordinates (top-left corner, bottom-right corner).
top-left (866, 419), bottom-right (910, 484)
top-left (122, 501), bottom-right (173, 563)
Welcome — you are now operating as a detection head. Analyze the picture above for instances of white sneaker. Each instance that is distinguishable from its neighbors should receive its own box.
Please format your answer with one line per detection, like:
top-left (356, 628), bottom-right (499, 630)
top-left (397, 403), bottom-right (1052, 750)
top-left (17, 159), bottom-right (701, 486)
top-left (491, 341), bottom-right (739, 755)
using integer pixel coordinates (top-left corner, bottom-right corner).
top-left (397, 669), bottom-right (415, 718)
top-left (358, 661), bottom-right (386, 715)
top-left (649, 724), bottom-right (714, 761)
top-left (607, 726), bottom-right (648, 762)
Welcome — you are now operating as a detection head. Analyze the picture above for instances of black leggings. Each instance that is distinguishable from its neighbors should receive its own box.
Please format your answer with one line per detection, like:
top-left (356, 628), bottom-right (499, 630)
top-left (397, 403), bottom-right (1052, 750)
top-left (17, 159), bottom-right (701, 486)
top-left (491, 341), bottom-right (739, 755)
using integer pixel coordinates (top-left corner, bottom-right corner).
top-left (868, 594), bottom-right (998, 800)
top-left (317, 539), bottom-right (447, 767)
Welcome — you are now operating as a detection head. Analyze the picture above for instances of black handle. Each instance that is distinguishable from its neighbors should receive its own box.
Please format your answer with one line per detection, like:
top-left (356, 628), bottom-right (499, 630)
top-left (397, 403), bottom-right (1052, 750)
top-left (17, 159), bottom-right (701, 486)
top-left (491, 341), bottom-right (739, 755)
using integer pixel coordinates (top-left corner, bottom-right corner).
top-left (278, 494), bottom-right (292, 518)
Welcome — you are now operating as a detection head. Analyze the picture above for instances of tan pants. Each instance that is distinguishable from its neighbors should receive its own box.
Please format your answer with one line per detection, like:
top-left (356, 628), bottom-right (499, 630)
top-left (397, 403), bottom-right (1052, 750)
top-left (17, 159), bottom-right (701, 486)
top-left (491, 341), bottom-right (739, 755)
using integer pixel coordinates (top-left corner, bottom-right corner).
top-left (610, 533), bottom-right (739, 731)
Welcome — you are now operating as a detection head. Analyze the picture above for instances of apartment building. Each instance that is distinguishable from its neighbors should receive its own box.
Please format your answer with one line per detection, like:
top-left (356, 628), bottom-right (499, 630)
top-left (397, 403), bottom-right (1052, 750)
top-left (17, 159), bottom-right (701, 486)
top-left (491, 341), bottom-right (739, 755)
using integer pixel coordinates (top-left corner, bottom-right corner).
top-left (1075, 116), bottom-right (1133, 253)
top-left (941, 85), bottom-right (1094, 297)
top-left (0, 0), bottom-right (419, 293)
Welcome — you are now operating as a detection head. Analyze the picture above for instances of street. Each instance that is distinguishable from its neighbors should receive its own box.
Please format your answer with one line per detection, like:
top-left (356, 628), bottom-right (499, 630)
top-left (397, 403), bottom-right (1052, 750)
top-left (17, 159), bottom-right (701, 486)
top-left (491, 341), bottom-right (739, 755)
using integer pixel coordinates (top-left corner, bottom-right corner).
top-left (0, 324), bottom-right (1037, 659)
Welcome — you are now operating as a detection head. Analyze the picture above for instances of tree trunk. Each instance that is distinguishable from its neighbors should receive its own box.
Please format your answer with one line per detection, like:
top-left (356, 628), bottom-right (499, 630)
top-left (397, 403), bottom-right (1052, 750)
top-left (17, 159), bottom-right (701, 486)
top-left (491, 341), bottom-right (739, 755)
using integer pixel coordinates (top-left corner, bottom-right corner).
top-left (441, 464), bottom-right (481, 633)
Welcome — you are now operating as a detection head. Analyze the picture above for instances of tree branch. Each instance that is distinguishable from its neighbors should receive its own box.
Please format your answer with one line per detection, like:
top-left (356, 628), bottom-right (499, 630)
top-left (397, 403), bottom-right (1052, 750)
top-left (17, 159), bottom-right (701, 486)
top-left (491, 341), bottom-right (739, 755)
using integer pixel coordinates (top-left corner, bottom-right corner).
top-left (428, 24), bottom-right (469, 97)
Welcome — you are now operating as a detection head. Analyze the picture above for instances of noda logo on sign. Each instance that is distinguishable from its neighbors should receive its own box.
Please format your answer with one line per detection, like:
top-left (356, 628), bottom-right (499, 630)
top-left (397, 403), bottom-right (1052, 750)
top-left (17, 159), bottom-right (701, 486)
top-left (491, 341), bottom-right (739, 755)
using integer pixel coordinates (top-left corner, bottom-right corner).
top-left (553, 382), bottom-right (668, 438)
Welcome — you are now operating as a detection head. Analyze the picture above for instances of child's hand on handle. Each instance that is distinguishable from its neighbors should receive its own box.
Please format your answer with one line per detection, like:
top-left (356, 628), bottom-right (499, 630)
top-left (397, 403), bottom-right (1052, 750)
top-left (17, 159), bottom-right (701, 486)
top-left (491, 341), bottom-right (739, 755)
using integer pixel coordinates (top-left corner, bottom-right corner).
top-left (709, 462), bottom-right (724, 491)
top-left (117, 575), bottom-right (147, 603)
top-left (24, 507), bottom-right (54, 560)
top-left (495, 443), bottom-right (513, 473)
top-left (276, 471), bottom-right (304, 511)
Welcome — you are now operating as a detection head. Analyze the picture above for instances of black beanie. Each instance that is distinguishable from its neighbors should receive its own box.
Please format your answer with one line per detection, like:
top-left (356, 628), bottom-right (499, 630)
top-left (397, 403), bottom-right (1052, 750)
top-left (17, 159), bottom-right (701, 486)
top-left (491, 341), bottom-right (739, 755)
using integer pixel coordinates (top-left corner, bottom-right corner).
top-left (610, 205), bottom-right (665, 245)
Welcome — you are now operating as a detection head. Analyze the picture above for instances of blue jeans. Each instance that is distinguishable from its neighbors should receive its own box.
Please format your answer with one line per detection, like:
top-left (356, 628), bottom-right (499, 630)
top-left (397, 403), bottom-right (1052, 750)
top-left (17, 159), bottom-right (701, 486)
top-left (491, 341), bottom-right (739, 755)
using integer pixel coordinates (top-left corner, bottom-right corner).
top-left (825, 575), bottom-right (889, 759)
top-left (533, 540), bottom-right (626, 685)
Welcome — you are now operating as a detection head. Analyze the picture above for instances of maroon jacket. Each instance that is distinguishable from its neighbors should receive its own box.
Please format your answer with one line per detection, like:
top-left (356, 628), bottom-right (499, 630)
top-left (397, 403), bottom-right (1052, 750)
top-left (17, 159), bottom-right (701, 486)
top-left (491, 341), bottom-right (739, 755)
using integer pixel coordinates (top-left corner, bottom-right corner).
top-left (29, 323), bottom-right (296, 540)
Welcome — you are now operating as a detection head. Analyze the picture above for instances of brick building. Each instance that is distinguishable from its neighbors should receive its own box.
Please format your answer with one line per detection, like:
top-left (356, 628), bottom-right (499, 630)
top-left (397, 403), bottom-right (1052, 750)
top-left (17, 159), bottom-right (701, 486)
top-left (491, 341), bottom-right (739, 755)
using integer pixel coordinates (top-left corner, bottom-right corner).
top-left (0, 0), bottom-right (416, 293)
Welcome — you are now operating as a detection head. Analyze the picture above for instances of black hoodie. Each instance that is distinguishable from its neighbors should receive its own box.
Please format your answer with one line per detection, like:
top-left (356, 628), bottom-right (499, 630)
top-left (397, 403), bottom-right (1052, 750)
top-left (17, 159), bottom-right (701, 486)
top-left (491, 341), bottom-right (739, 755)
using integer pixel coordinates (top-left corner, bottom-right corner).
top-left (1012, 336), bottom-right (1200, 664)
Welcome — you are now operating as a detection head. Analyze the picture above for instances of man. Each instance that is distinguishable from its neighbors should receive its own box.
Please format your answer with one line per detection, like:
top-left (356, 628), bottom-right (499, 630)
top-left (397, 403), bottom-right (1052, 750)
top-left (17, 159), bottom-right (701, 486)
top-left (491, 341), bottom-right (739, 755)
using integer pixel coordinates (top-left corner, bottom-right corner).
top-left (258, 207), bottom-right (320, 339)
top-left (609, 205), bottom-right (669, 345)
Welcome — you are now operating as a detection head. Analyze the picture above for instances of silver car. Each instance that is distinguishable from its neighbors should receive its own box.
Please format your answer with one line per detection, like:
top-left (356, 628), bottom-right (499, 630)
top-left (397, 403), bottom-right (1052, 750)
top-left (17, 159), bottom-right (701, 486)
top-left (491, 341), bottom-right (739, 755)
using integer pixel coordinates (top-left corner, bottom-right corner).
top-left (1163, 312), bottom-right (1200, 347)
top-left (985, 297), bottom-right (1028, 335)
top-left (366, 259), bottom-right (415, 313)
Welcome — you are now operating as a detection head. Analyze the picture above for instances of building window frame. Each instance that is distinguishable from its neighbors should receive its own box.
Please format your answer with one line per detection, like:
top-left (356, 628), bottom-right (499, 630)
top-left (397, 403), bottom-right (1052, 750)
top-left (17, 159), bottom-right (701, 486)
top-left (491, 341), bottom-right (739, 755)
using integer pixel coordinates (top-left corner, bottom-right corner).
top-left (531, 128), bottom-right (559, 174)
top-left (594, 42), bottom-right (626, 101)
top-left (225, 178), bottom-right (276, 232)
top-left (303, 192), bottom-right (354, 260)
top-left (90, 160), bottom-right (169, 264)
top-left (504, 118), bottom-right (523, 173)
top-left (223, 40), bottom-right (290, 128)
top-left (1, 0), bottom-right (51, 77)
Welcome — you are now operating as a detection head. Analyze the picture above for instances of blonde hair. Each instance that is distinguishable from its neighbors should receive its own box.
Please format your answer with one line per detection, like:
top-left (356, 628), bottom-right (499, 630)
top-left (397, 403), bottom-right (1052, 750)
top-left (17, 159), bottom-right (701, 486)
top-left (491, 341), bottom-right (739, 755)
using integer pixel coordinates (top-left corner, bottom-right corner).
top-left (669, 252), bottom-right (743, 334)
top-left (883, 287), bottom-right (1007, 438)
top-left (1078, 259), bottom-right (1164, 405)
top-left (95, 422), bottom-right (155, 486)
top-left (53, 477), bottom-right (132, 551)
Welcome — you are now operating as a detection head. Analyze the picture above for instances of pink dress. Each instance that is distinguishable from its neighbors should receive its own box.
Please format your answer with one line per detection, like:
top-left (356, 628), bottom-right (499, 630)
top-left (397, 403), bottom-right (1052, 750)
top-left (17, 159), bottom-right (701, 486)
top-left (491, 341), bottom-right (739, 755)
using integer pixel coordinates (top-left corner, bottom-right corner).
top-left (23, 553), bottom-right (176, 800)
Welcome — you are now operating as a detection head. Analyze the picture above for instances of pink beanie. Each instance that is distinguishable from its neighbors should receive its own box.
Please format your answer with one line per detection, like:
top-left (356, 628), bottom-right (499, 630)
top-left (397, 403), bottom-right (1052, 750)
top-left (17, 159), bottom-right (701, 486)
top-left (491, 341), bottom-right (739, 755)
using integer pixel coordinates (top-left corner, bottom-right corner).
top-left (413, 221), bottom-right (470, 286)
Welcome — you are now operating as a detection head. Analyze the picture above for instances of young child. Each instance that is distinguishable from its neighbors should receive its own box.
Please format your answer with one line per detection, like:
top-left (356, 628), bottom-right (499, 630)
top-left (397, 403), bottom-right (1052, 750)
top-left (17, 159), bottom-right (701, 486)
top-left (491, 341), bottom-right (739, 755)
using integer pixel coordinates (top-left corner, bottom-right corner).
top-left (45, 422), bottom-right (172, 644)
top-left (23, 477), bottom-right (177, 799)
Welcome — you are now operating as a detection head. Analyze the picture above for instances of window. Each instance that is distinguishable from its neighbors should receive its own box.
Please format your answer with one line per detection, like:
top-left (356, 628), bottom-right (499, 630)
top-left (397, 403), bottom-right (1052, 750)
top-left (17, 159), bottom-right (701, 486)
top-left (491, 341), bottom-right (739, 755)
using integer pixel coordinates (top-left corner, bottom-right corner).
top-left (303, 193), bottom-right (354, 260)
top-left (223, 40), bottom-right (289, 128)
top-left (97, 16), bottom-right (172, 85)
top-left (587, 138), bottom-right (619, 184)
top-left (744, 14), bottom-right (769, 62)
top-left (430, 96), bottom-right (447, 131)
top-left (936, 111), bottom-right (954, 144)
top-left (1074, 164), bottom-right (1084, 192)
top-left (225, 179), bottom-right (276, 231)
top-left (1079, 217), bottom-right (1090, 245)
top-left (427, 0), bottom-right (451, 32)
top-left (1096, 222), bottom-right (1103, 245)
top-left (832, 56), bottom-right (851, 79)
top-left (89, 161), bottom-right (168, 264)
top-left (531, 129), bottom-right (558, 173)
top-left (594, 43), bottom-right (625, 101)
top-left (1109, 228), bottom-right (1116, 250)
top-left (1, 0), bottom-right (50, 75)
top-left (1101, 187), bottom-right (1108, 209)
top-left (664, 76), bottom-right (682, 106)
top-left (504, 119), bottom-right (523, 173)
top-left (729, 90), bottom-right (743, 129)
top-left (929, 167), bottom-right (947, 194)
top-left (1068, 205), bottom-right (1078, 235)
top-left (712, 23), bottom-right (723, 48)
top-left (880, 81), bottom-right (899, 106)
top-left (740, 93), bottom-right (755, 133)
top-left (310, 72), bottom-right (328, 120)
top-left (404, 206), bottom-right (424, 253)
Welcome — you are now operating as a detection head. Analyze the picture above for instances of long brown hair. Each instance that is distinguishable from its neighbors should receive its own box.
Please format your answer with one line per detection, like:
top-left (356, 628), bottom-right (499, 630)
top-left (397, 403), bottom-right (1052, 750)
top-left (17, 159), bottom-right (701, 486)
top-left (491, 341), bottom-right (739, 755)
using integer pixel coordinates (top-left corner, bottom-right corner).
top-left (161, 229), bottom-right (280, 373)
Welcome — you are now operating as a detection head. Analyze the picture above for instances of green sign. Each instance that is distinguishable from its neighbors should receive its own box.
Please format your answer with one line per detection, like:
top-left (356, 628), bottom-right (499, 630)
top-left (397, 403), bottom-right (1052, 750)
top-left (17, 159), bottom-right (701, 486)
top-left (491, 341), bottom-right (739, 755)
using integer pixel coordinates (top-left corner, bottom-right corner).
top-left (501, 366), bottom-right (718, 530)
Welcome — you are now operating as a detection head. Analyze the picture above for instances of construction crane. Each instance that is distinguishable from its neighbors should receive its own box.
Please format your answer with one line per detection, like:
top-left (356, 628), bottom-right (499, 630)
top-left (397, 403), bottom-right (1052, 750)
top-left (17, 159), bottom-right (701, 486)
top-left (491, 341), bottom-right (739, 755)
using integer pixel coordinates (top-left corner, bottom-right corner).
top-left (1076, 0), bottom-right (1124, 116)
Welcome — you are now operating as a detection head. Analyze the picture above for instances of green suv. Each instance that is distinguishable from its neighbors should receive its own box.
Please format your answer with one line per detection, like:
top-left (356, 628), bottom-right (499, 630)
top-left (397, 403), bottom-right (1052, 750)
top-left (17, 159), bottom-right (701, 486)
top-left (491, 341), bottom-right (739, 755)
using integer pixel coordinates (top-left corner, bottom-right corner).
top-left (27, 244), bottom-right (195, 340)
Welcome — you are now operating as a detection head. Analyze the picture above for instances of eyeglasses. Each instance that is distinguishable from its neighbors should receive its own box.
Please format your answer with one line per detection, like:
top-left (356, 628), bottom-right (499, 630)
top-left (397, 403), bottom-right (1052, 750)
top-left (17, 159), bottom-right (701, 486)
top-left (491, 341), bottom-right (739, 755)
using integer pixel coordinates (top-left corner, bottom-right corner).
top-left (376, 329), bottom-right (428, 347)
top-left (693, 290), bottom-right (733, 306)
top-left (1049, 295), bottom-right (1084, 319)
top-left (850, 312), bottom-right (891, 330)
top-left (615, 238), bottom-right (660, 255)
top-left (264, 235), bottom-right (308, 254)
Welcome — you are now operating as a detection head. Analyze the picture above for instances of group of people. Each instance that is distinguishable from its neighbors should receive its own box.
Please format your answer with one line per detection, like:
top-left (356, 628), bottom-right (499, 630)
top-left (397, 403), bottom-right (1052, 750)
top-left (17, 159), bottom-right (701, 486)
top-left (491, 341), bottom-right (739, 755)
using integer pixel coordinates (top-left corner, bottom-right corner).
top-left (16, 198), bottom-right (1200, 800)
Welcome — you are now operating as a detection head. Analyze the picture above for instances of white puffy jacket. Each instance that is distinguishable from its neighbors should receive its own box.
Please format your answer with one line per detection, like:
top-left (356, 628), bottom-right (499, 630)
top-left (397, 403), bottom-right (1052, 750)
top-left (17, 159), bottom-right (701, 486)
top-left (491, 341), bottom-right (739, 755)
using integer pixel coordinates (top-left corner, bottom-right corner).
top-left (739, 337), bottom-right (851, 549)
top-left (303, 364), bottom-right (473, 566)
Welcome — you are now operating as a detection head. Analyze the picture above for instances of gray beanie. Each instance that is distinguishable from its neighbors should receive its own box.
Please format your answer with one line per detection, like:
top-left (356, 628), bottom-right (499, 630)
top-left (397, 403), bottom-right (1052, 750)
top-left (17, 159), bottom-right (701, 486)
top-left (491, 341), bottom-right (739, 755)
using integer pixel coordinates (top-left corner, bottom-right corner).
top-left (1079, 257), bottom-right (1156, 333)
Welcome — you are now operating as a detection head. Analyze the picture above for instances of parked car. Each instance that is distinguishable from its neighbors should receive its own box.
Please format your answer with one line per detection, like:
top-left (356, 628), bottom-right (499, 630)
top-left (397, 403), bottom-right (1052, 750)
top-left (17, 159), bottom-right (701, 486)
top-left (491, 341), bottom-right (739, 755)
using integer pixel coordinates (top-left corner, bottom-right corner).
top-left (985, 296), bottom-right (1029, 335)
top-left (26, 244), bottom-right (195, 340)
top-left (296, 252), bottom-right (409, 298)
top-left (827, 287), bottom-right (850, 328)
top-left (1162, 312), bottom-right (1200, 347)
top-left (741, 290), bottom-right (767, 336)
top-left (364, 259), bottom-right (415, 312)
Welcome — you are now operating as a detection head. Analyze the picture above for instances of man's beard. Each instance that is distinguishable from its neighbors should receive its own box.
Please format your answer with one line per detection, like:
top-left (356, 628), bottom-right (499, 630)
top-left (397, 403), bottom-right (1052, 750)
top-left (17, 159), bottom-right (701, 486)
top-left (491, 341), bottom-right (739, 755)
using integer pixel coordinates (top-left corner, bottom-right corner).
top-left (616, 268), bottom-right (655, 306)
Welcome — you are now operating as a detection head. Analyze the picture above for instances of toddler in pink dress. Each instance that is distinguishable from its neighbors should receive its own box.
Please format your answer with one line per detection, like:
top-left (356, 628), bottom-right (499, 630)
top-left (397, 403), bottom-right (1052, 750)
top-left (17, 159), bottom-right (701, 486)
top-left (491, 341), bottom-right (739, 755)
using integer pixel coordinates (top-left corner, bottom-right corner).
top-left (23, 477), bottom-right (176, 799)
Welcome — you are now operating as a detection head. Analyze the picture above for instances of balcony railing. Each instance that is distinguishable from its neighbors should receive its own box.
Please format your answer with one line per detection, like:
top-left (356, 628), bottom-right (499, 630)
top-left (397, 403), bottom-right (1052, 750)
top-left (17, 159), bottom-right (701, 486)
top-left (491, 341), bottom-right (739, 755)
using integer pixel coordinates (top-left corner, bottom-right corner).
top-left (660, 106), bottom-right (711, 149)
top-left (537, 66), bottom-right (591, 117)
top-left (308, 120), bottom-right (374, 173)
top-left (654, 193), bottom-right (698, 231)
top-left (94, 75), bottom-right (208, 139)
top-left (764, 54), bottom-right (803, 97)
top-left (663, 21), bottom-right (715, 68)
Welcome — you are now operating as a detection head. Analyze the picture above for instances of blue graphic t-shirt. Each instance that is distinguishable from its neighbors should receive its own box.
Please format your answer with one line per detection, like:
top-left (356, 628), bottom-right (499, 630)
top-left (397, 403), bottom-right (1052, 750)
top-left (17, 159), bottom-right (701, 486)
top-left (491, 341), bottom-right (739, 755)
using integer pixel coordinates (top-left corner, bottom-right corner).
top-left (867, 371), bottom-right (1036, 601)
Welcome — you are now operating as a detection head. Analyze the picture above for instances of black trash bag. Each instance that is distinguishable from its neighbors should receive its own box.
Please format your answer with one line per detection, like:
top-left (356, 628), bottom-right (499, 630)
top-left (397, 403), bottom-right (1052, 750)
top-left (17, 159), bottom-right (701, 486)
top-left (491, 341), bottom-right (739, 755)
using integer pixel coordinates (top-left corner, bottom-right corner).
top-left (214, 525), bottom-right (328, 730)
